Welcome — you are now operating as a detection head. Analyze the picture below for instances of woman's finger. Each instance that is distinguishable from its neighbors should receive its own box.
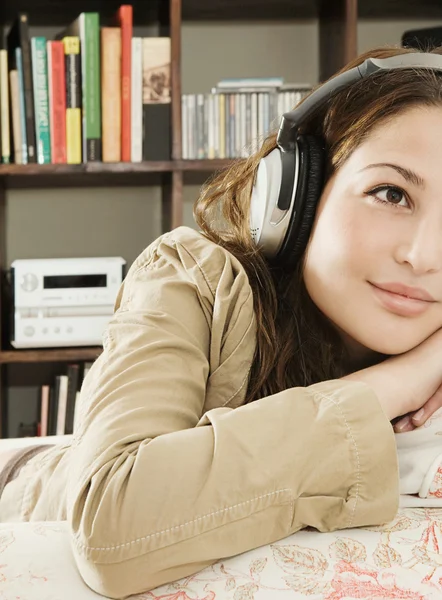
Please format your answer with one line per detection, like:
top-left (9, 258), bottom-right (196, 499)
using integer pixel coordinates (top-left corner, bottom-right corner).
top-left (393, 416), bottom-right (415, 433)
top-left (411, 384), bottom-right (442, 427)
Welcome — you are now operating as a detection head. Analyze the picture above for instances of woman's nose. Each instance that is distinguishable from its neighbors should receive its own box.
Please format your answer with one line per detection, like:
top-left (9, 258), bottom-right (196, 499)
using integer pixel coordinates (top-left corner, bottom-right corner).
top-left (394, 217), bottom-right (442, 275)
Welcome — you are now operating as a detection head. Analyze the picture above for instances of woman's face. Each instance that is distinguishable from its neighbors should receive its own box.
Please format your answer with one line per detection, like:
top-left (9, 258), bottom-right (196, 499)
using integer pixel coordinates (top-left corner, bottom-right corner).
top-left (303, 105), bottom-right (442, 359)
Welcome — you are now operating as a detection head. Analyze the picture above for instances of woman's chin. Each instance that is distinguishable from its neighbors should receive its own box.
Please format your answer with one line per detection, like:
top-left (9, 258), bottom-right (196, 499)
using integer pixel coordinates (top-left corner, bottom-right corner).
top-left (357, 334), bottom-right (425, 356)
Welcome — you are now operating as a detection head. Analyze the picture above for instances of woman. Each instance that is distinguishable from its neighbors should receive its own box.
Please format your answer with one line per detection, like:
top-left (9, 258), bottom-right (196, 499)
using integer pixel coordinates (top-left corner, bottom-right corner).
top-left (2, 44), bottom-right (442, 598)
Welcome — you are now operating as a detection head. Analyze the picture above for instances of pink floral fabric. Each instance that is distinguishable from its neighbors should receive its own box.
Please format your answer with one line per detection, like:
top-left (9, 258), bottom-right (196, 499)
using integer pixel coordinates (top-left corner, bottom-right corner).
top-left (1, 508), bottom-right (442, 599)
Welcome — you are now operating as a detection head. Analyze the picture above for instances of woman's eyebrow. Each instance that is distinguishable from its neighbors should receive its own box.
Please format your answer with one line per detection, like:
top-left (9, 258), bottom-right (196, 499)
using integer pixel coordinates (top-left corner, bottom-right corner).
top-left (359, 163), bottom-right (425, 189)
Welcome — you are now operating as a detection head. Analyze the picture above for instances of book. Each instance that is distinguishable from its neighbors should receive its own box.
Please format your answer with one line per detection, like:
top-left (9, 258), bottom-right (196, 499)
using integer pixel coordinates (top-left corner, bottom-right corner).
top-left (101, 27), bottom-right (122, 162)
top-left (7, 14), bottom-right (37, 162)
top-left (64, 363), bottom-right (80, 434)
top-left (31, 37), bottom-right (51, 164)
top-left (0, 50), bottom-right (10, 163)
top-left (55, 375), bottom-right (68, 436)
top-left (131, 37), bottom-right (143, 163)
top-left (62, 36), bottom-right (82, 164)
top-left (114, 5), bottom-right (133, 162)
top-left (47, 41), bottom-right (67, 164)
top-left (59, 12), bottom-right (101, 162)
top-left (15, 48), bottom-right (28, 164)
top-left (9, 69), bottom-right (23, 164)
top-left (39, 385), bottom-right (50, 437)
top-left (142, 37), bottom-right (171, 161)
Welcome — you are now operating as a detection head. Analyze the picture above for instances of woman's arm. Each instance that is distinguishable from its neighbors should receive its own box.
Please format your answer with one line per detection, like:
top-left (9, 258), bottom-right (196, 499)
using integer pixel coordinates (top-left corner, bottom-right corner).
top-left (67, 230), bottom-right (398, 598)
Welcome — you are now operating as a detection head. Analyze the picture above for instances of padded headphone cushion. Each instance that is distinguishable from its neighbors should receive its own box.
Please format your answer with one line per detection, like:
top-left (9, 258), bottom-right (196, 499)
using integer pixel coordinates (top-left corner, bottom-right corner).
top-left (278, 134), bottom-right (325, 267)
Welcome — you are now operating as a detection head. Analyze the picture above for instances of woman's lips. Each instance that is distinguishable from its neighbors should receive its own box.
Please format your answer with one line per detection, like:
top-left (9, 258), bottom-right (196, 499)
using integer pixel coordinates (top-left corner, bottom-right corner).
top-left (369, 282), bottom-right (434, 317)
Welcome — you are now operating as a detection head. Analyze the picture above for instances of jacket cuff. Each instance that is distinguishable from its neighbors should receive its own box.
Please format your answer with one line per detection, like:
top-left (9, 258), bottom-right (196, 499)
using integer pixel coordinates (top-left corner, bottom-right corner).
top-left (309, 379), bottom-right (399, 529)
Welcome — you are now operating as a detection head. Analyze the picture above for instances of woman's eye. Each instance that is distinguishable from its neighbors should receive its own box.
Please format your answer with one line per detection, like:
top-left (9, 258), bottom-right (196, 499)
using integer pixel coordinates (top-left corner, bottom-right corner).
top-left (367, 185), bottom-right (409, 208)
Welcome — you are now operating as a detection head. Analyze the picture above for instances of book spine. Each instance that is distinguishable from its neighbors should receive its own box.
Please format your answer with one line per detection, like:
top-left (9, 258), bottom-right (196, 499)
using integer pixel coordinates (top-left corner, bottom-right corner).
top-left (19, 15), bottom-right (37, 162)
top-left (63, 37), bottom-right (82, 164)
top-left (188, 95), bottom-right (195, 159)
top-left (47, 41), bottom-right (67, 164)
top-left (181, 94), bottom-right (188, 159)
top-left (15, 48), bottom-right (28, 164)
top-left (31, 37), bottom-right (51, 164)
top-left (9, 70), bottom-right (23, 164)
top-left (196, 93), bottom-right (204, 159)
top-left (80, 13), bottom-right (101, 162)
top-left (219, 94), bottom-right (225, 159)
top-left (56, 375), bottom-right (68, 436)
top-left (0, 50), bottom-right (10, 163)
top-left (101, 27), bottom-right (121, 162)
top-left (64, 363), bottom-right (80, 435)
top-left (117, 5), bottom-right (133, 162)
top-left (142, 37), bottom-right (171, 161)
top-left (131, 37), bottom-right (142, 163)
top-left (40, 385), bottom-right (50, 437)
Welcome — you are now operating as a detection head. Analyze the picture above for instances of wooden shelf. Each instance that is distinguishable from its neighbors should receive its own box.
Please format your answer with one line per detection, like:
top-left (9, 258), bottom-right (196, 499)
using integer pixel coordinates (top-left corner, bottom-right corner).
top-left (1, 0), bottom-right (162, 27)
top-left (359, 0), bottom-right (442, 18)
top-left (3, 0), bottom-right (442, 24)
top-left (184, 0), bottom-right (442, 20)
top-left (0, 160), bottom-right (234, 189)
top-left (0, 347), bottom-right (102, 364)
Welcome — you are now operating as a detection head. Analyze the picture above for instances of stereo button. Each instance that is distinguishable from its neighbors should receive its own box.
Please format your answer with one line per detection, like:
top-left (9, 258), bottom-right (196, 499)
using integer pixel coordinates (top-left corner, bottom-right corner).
top-left (24, 326), bottom-right (35, 337)
top-left (21, 273), bottom-right (38, 292)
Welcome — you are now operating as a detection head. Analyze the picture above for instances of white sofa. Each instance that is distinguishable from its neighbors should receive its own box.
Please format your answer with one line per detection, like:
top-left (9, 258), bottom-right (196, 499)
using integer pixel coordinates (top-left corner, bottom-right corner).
top-left (1, 436), bottom-right (441, 599)
top-left (1, 508), bottom-right (441, 599)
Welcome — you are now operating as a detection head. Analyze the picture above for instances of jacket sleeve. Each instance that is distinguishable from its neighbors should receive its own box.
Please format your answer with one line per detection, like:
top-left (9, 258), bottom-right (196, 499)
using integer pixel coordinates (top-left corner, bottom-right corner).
top-left (67, 233), bottom-right (399, 599)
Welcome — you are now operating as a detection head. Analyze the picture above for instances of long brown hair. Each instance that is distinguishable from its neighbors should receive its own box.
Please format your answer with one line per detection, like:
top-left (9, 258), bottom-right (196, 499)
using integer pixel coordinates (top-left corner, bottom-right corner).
top-left (194, 45), bottom-right (442, 403)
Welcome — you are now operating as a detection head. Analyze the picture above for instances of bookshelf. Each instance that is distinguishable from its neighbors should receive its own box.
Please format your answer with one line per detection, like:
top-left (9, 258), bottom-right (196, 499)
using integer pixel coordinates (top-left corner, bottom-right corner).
top-left (0, 0), bottom-right (441, 436)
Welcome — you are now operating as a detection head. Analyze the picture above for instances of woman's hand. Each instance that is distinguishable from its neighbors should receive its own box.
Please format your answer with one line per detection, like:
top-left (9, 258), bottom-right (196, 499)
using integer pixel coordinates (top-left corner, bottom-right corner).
top-left (341, 326), bottom-right (442, 427)
top-left (393, 383), bottom-right (442, 433)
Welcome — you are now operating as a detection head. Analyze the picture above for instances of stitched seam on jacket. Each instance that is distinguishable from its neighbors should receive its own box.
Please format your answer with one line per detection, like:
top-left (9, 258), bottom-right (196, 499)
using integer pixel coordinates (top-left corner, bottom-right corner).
top-left (171, 238), bottom-right (217, 298)
top-left (221, 369), bottom-right (251, 407)
top-left (74, 488), bottom-right (293, 551)
top-left (131, 238), bottom-right (216, 300)
top-left (314, 391), bottom-right (360, 529)
top-left (221, 311), bottom-right (255, 407)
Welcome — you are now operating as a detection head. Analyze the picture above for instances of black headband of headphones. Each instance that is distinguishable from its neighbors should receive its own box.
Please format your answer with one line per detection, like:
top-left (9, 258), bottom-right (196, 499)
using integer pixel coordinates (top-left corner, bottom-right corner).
top-left (277, 53), bottom-right (442, 152)
top-left (270, 53), bottom-right (442, 227)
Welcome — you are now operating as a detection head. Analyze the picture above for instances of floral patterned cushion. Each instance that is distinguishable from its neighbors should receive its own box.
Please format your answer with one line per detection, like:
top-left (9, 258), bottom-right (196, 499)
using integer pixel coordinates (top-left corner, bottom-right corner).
top-left (1, 508), bottom-right (441, 599)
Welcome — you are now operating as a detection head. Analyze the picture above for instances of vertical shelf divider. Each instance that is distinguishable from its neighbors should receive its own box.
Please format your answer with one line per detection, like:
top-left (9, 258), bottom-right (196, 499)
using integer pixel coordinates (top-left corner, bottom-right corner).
top-left (161, 0), bottom-right (184, 232)
top-left (0, 183), bottom-right (7, 437)
top-left (319, 0), bottom-right (358, 82)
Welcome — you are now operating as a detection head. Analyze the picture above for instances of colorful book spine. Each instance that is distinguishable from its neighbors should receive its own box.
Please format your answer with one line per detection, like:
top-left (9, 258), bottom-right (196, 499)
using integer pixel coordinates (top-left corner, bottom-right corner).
top-left (0, 50), bottom-right (10, 163)
top-left (131, 37), bottom-right (142, 163)
top-left (15, 48), bottom-right (28, 164)
top-left (115, 5), bottom-right (133, 162)
top-left (47, 41), bottom-right (67, 164)
top-left (61, 12), bottom-right (101, 161)
top-left (31, 37), bottom-right (51, 164)
top-left (63, 37), bottom-right (82, 164)
top-left (101, 27), bottom-right (121, 162)
top-left (79, 13), bottom-right (101, 162)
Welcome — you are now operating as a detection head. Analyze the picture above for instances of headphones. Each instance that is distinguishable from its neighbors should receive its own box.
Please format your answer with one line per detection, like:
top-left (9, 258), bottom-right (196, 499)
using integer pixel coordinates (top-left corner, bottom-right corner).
top-left (250, 52), bottom-right (442, 268)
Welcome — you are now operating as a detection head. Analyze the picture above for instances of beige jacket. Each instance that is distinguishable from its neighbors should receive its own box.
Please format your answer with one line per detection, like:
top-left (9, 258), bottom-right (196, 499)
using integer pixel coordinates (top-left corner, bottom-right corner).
top-left (0, 226), bottom-right (399, 598)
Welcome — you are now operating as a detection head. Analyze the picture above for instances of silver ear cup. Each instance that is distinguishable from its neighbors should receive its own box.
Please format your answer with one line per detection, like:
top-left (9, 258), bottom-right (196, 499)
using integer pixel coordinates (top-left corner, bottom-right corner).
top-left (249, 146), bottom-right (299, 259)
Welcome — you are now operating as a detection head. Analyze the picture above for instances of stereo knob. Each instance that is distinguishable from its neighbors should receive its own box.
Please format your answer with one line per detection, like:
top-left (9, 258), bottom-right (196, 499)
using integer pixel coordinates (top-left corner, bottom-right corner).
top-left (20, 273), bottom-right (38, 292)
top-left (24, 325), bottom-right (35, 337)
